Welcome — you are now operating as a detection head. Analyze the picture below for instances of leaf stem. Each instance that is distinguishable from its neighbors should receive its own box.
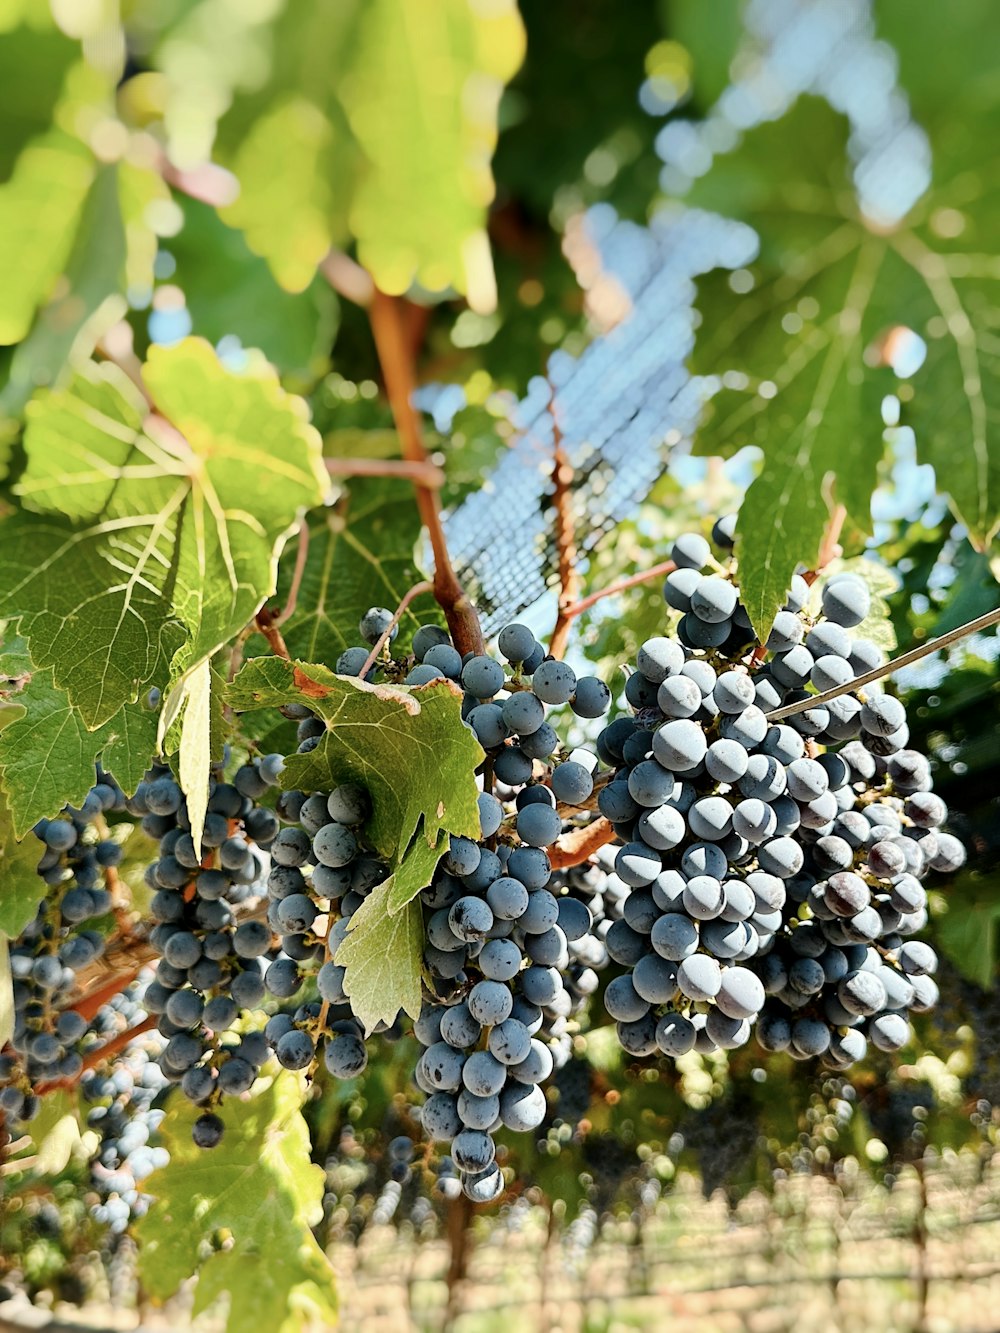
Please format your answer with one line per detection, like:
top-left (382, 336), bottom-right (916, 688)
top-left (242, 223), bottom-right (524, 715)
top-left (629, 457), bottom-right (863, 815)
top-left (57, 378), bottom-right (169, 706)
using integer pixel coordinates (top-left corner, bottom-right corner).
top-left (358, 579), bottom-right (434, 679)
top-left (255, 607), bottom-right (290, 659)
top-left (276, 519), bottom-right (310, 628)
top-left (765, 605), bottom-right (1000, 722)
top-left (367, 289), bottom-right (484, 656)
top-left (557, 560), bottom-right (678, 624)
top-left (325, 456), bottom-right (445, 487)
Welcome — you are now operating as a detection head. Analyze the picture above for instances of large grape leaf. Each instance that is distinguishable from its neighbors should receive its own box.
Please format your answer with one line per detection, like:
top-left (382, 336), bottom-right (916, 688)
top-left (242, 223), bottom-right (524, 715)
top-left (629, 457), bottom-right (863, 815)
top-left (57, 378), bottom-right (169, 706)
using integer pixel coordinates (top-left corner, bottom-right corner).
top-left (184, 0), bottom-right (523, 306)
top-left (0, 340), bottom-right (326, 727)
top-left (226, 658), bottom-right (482, 863)
top-left (688, 97), bottom-right (1000, 636)
top-left (0, 12), bottom-right (79, 180)
top-left (135, 1074), bottom-right (337, 1333)
top-left (275, 477), bottom-right (436, 667)
top-left (345, 0), bottom-right (525, 306)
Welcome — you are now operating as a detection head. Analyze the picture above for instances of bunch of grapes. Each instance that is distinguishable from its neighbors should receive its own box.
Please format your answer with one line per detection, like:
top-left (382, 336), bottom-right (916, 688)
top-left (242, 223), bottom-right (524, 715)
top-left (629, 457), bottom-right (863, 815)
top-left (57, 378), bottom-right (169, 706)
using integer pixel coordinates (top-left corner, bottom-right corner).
top-left (590, 519), bottom-right (964, 1066)
top-left (258, 779), bottom-right (385, 1082)
top-left (1, 774), bottom-right (131, 1125)
top-left (136, 759), bottom-right (283, 1147)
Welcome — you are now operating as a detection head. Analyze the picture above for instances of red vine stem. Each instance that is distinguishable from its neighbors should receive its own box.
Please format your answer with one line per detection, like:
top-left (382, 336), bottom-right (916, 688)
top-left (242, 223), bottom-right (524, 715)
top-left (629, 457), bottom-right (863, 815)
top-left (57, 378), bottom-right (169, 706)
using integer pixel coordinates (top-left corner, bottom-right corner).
top-left (367, 289), bottom-right (484, 657)
top-left (33, 1015), bottom-right (159, 1097)
top-left (803, 504), bottom-right (848, 588)
top-left (358, 579), bottom-right (434, 679)
top-left (558, 559), bottom-right (678, 625)
top-left (547, 419), bottom-right (581, 660)
top-left (275, 519), bottom-right (310, 627)
top-left (549, 816), bottom-right (616, 870)
top-left (255, 607), bottom-right (290, 659)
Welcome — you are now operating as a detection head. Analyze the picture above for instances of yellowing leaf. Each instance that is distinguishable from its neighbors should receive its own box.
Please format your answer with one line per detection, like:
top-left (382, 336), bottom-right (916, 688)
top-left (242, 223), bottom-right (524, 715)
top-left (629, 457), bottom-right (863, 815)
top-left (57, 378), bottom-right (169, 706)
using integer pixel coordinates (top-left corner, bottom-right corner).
top-left (174, 657), bottom-right (213, 858)
top-left (0, 936), bottom-right (12, 1048)
top-left (136, 1074), bottom-right (336, 1333)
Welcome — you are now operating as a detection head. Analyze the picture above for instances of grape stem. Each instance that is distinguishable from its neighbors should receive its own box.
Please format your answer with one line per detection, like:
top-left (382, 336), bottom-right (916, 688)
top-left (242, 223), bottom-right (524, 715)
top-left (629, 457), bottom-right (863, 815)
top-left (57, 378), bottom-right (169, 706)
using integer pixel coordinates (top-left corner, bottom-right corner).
top-left (549, 816), bottom-right (615, 870)
top-left (367, 289), bottom-right (485, 657)
top-left (548, 411), bottom-right (582, 660)
top-left (765, 605), bottom-right (1000, 722)
top-left (556, 560), bottom-right (678, 626)
top-left (33, 1014), bottom-right (159, 1096)
top-left (358, 580), bottom-right (434, 679)
top-left (275, 518), bottom-right (310, 627)
top-left (254, 606), bottom-right (290, 659)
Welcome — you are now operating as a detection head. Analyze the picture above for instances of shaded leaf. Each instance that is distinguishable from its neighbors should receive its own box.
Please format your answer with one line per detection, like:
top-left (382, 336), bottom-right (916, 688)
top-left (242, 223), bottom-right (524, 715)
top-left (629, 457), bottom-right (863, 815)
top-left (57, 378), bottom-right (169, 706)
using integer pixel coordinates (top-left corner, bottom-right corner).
top-left (335, 883), bottom-right (425, 1032)
top-left (276, 478), bottom-right (436, 666)
top-left (169, 196), bottom-right (338, 380)
top-left (0, 785), bottom-right (44, 936)
top-left (935, 872), bottom-right (1000, 989)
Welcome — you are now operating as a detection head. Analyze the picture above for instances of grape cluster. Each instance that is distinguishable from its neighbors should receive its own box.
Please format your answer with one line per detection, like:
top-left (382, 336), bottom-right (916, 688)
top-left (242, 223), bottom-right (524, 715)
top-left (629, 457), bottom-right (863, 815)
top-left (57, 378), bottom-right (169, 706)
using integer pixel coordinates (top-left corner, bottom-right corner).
top-left (82, 1010), bottom-right (169, 1234)
top-left (1, 774), bottom-right (130, 1123)
top-left (593, 521), bottom-right (965, 1066)
top-left (258, 779), bottom-right (386, 1082)
top-left (136, 759), bottom-right (282, 1147)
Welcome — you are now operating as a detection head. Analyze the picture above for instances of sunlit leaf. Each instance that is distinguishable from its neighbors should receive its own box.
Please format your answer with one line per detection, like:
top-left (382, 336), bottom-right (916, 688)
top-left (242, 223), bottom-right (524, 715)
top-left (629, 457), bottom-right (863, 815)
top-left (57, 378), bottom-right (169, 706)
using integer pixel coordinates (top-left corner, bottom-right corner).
top-left (136, 1073), bottom-right (337, 1333)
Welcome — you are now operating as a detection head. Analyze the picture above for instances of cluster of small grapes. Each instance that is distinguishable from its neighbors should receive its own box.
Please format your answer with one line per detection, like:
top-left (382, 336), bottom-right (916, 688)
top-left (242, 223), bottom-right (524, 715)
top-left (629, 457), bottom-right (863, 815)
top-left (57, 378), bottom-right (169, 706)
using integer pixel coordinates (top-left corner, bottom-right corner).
top-left (319, 610), bottom-right (616, 1199)
top-left (136, 760), bottom-right (284, 1147)
top-left (592, 519), bottom-right (965, 1067)
top-left (0, 775), bottom-right (130, 1123)
top-left (82, 1016), bottom-right (170, 1234)
top-left (257, 780), bottom-right (385, 1081)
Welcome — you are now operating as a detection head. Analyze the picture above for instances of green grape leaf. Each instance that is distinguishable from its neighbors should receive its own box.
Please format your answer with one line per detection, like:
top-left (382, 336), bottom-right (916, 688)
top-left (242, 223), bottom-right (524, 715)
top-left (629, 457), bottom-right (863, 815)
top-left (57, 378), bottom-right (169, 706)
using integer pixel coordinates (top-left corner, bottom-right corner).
top-left (0, 14), bottom-right (79, 181)
top-left (934, 871), bottom-right (1000, 989)
top-left (0, 129), bottom-right (95, 346)
top-left (221, 96), bottom-right (346, 294)
top-left (277, 478), bottom-right (436, 667)
top-left (32, 1089), bottom-right (84, 1175)
top-left (202, 0), bottom-right (523, 305)
top-left (345, 0), bottom-right (525, 306)
top-left (226, 658), bottom-right (482, 864)
top-left (334, 885), bottom-right (425, 1033)
top-left (135, 1073), bottom-right (336, 1333)
top-left (172, 658), bottom-right (213, 858)
top-left (0, 339), bottom-right (326, 726)
top-left (383, 823), bottom-right (447, 915)
top-left (669, 0), bottom-right (744, 106)
top-left (688, 96), bottom-right (1000, 636)
top-left (0, 649), bottom-right (156, 836)
top-left (169, 196), bottom-right (338, 381)
top-left (0, 784), bottom-right (44, 936)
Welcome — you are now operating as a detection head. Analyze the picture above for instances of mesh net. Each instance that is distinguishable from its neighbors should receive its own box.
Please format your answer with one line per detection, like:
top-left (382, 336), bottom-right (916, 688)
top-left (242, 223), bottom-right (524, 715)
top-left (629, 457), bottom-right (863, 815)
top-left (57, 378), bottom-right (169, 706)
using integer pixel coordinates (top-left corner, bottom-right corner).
top-left (444, 206), bottom-right (755, 633)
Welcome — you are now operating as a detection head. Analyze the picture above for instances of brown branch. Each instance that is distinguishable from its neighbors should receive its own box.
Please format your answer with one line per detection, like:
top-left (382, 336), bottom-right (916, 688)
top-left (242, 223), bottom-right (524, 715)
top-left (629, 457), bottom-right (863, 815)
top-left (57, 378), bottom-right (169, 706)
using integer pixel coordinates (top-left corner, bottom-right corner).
top-left (34, 1014), bottom-right (159, 1095)
top-left (156, 148), bottom-right (239, 208)
top-left (70, 965), bottom-right (148, 1022)
top-left (254, 607), bottom-right (290, 659)
top-left (547, 419), bottom-right (581, 660)
top-left (358, 580), bottom-right (433, 678)
top-left (548, 816), bottom-right (616, 870)
top-left (325, 456), bottom-right (446, 487)
top-left (766, 605), bottom-right (1000, 722)
top-left (367, 289), bottom-right (483, 656)
top-left (803, 503), bottom-right (848, 586)
top-left (276, 518), bottom-right (310, 628)
top-left (558, 560), bottom-right (678, 624)
top-left (319, 249), bottom-right (375, 308)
